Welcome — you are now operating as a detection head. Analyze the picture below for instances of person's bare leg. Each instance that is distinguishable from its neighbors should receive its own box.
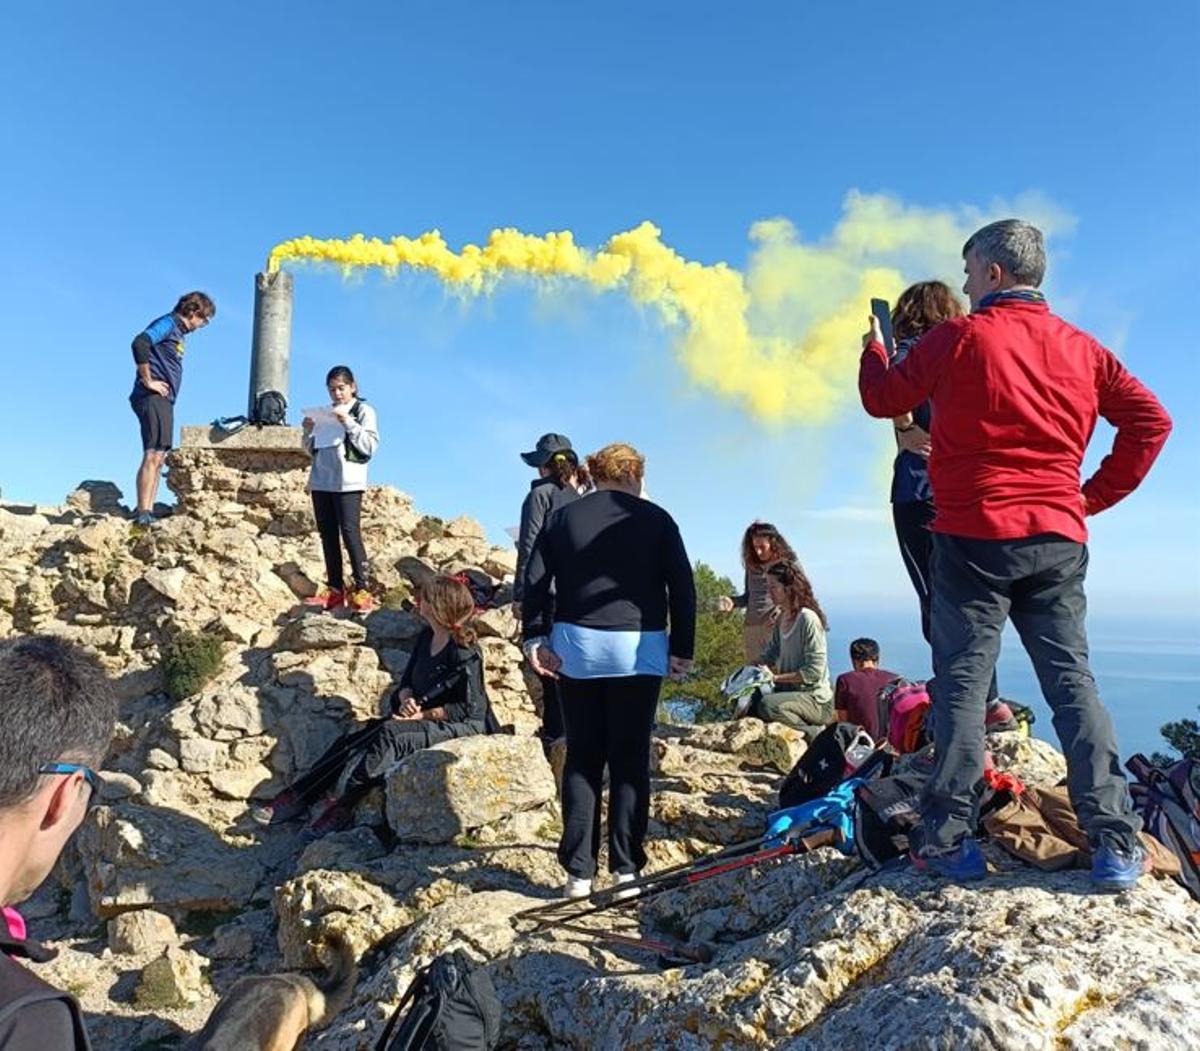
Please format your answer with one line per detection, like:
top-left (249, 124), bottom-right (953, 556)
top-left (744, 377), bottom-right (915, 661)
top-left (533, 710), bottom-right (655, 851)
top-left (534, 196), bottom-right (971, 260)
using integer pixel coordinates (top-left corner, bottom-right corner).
top-left (136, 450), bottom-right (165, 513)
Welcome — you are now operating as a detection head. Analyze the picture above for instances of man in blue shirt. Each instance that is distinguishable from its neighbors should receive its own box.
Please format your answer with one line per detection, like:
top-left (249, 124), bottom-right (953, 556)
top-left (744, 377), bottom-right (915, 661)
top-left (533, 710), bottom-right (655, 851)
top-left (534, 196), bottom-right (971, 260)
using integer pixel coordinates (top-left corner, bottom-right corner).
top-left (129, 292), bottom-right (215, 526)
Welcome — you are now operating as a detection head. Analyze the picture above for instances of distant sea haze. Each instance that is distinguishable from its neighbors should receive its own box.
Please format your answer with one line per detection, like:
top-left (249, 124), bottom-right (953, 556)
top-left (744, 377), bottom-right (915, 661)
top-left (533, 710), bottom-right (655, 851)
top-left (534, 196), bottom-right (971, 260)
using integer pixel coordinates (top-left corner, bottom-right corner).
top-left (823, 609), bottom-right (1200, 762)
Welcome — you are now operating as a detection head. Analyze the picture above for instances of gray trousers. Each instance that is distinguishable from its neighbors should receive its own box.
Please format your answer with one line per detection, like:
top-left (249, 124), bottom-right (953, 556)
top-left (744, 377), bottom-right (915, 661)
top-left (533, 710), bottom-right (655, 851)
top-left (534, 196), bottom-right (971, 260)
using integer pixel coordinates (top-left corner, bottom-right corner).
top-left (920, 532), bottom-right (1141, 854)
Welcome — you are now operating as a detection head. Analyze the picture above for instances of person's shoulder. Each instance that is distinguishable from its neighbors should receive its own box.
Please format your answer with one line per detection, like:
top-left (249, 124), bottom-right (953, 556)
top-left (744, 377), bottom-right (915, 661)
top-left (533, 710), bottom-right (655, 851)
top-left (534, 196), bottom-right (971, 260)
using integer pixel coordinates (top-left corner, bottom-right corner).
top-left (799, 607), bottom-right (824, 629)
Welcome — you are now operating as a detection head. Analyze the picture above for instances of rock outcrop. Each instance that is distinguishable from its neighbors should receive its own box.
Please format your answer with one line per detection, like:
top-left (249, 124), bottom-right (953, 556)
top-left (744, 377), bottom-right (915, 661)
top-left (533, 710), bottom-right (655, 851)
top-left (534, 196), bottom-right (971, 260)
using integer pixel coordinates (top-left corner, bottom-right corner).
top-left (1, 453), bottom-right (1196, 1049)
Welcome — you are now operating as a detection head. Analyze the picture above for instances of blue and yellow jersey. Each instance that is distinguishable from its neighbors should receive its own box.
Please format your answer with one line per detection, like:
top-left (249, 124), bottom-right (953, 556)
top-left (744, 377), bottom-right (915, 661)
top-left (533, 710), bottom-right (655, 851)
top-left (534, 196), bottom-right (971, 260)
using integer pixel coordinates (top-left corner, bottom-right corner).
top-left (131, 313), bottom-right (187, 403)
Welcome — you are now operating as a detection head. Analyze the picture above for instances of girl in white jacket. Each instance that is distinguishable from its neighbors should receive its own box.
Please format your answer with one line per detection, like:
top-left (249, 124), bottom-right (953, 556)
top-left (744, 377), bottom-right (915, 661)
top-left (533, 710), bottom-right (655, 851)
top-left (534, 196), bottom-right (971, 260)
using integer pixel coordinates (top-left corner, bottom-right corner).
top-left (302, 365), bottom-right (380, 612)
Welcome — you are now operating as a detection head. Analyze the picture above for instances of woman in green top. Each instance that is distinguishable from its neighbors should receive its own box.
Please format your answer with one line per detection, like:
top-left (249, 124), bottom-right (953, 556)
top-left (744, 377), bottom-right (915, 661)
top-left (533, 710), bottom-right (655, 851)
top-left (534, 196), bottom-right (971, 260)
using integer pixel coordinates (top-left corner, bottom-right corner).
top-left (749, 560), bottom-right (834, 740)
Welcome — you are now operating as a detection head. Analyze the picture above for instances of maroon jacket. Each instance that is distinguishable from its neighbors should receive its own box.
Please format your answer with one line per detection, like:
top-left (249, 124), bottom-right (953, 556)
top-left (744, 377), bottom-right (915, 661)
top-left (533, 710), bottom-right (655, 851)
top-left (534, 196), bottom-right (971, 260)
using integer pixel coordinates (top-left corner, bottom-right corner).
top-left (859, 298), bottom-right (1172, 542)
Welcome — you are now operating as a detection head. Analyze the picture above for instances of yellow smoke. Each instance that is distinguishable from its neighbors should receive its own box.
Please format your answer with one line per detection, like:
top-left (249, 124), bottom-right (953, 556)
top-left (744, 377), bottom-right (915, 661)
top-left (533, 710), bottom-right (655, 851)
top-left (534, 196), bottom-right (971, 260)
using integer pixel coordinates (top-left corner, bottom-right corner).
top-left (267, 190), bottom-right (1072, 424)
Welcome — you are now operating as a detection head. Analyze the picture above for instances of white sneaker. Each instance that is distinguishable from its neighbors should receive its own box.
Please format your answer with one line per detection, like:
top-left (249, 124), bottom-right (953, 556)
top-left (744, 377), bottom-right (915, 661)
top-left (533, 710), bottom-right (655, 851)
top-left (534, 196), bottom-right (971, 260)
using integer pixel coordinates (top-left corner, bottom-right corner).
top-left (563, 876), bottom-right (592, 900)
top-left (612, 871), bottom-right (641, 901)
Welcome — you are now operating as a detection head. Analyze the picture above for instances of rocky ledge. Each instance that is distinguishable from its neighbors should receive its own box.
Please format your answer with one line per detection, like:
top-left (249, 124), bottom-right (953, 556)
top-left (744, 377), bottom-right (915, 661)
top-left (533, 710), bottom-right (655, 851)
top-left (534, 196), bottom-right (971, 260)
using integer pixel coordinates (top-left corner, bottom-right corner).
top-left (1, 451), bottom-right (1196, 1049)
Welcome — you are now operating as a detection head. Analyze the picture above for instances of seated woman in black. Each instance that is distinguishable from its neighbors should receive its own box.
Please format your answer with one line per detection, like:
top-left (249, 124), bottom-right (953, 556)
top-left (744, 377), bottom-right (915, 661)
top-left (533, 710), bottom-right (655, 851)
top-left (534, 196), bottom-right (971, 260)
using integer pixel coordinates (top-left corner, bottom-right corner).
top-left (253, 574), bottom-right (495, 838)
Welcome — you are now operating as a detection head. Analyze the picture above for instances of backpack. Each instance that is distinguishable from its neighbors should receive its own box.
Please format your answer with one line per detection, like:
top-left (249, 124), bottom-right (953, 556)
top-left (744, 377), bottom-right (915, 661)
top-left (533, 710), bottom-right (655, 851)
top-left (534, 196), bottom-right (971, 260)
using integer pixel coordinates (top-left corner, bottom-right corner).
top-left (1127, 753), bottom-right (1200, 901)
top-left (876, 680), bottom-right (931, 754)
top-left (344, 398), bottom-right (373, 463)
top-left (376, 950), bottom-right (501, 1051)
top-left (254, 389), bottom-right (288, 426)
top-left (852, 748), bottom-right (935, 868)
top-left (778, 722), bottom-right (876, 810)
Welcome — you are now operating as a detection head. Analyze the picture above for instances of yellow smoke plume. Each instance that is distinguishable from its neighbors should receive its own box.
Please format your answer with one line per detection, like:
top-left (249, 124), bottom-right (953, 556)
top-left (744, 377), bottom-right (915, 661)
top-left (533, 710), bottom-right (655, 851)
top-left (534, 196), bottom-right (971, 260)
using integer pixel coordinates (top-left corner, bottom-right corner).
top-left (267, 190), bottom-right (1072, 424)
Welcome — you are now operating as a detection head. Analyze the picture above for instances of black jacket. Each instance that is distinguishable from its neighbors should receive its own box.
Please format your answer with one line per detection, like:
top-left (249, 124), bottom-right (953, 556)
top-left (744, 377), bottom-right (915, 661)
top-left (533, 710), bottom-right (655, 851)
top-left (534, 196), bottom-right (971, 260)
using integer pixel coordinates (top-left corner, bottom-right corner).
top-left (522, 489), bottom-right (696, 659)
top-left (0, 932), bottom-right (90, 1050)
top-left (513, 477), bottom-right (580, 602)
top-left (397, 629), bottom-right (492, 727)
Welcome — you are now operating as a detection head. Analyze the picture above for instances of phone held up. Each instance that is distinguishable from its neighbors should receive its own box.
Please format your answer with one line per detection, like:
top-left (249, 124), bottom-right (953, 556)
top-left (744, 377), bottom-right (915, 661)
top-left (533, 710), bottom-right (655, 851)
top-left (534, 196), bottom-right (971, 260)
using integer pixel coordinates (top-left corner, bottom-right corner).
top-left (870, 297), bottom-right (896, 356)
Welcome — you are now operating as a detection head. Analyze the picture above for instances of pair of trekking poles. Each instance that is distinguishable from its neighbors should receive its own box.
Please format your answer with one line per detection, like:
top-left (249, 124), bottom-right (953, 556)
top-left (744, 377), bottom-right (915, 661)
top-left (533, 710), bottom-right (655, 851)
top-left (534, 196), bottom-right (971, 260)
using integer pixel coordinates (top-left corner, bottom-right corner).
top-left (514, 747), bottom-right (890, 965)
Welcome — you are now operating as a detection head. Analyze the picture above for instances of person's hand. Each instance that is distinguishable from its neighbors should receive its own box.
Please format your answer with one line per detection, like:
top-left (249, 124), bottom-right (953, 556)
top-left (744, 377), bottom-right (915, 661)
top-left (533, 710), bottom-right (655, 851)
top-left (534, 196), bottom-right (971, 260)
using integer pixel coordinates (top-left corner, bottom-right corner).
top-left (528, 644), bottom-right (562, 679)
top-left (767, 605), bottom-right (781, 623)
top-left (716, 596), bottom-right (734, 613)
top-left (862, 314), bottom-right (884, 350)
top-left (148, 379), bottom-right (171, 398)
top-left (397, 696), bottom-right (421, 719)
top-left (302, 416), bottom-right (315, 434)
top-left (668, 656), bottom-right (694, 681)
top-left (896, 424), bottom-right (932, 458)
top-left (331, 404), bottom-right (350, 423)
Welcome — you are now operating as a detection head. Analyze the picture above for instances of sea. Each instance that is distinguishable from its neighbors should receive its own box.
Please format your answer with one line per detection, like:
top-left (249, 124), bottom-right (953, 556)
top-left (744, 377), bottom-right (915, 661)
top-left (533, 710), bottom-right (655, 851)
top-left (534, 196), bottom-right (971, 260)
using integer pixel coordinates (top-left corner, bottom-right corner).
top-left (822, 609), bottom-right (1200, 762)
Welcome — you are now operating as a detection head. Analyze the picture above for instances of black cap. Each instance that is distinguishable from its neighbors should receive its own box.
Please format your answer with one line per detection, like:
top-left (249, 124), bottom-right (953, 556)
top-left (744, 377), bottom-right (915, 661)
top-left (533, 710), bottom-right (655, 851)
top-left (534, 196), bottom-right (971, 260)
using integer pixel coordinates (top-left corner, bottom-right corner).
top-left (520, 433), bottom-right (574, 468)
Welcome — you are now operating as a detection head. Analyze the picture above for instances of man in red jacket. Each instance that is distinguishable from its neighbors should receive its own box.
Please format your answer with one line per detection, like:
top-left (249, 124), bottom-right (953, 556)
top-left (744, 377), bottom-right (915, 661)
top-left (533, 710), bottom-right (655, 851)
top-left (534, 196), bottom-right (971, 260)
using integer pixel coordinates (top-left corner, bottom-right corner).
top-left (859, 219), bottom-right (1172, 890)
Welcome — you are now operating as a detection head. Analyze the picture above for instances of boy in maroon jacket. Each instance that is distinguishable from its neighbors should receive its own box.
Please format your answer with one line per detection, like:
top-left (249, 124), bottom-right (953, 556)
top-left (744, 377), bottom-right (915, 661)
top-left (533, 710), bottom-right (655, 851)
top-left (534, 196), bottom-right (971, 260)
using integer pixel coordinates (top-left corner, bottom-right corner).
top-left (859, 219), bottom-right (1171, 889)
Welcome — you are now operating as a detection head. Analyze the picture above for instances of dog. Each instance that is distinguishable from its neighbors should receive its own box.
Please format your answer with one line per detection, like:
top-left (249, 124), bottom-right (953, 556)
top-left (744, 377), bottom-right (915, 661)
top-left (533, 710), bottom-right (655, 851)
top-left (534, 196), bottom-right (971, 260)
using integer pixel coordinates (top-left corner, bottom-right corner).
top-left (187, 931), bottom-right (357, 1051)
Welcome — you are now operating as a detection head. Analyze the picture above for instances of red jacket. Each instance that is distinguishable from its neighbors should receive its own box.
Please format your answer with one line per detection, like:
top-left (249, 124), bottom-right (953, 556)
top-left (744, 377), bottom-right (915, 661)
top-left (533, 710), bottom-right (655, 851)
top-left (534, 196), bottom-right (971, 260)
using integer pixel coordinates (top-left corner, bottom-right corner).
top-left (859, 298), bottom-right (1171, 542)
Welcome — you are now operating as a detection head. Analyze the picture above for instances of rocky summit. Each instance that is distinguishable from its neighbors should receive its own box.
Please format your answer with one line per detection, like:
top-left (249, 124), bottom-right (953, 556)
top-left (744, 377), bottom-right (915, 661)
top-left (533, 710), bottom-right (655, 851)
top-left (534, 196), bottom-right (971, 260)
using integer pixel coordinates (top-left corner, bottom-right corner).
top-left (1, 447), bottom-right (1196, 1049)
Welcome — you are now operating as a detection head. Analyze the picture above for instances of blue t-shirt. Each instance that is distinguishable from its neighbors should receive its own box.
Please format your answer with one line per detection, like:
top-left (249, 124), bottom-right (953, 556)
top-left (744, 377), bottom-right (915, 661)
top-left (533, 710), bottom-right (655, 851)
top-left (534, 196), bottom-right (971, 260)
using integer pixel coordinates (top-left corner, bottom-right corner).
top-left (131, 314), bottom-right (187, 403)
top-left (549, 623), bottom-right (669, 679)
top-left (890, 337), bottom-right (933, 504)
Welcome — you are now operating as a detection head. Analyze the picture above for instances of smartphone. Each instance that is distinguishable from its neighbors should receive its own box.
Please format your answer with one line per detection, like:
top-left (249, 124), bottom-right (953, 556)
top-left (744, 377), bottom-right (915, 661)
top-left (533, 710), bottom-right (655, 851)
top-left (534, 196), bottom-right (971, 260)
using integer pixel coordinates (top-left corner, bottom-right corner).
top-left (870, 297), bottom-right (896, 356)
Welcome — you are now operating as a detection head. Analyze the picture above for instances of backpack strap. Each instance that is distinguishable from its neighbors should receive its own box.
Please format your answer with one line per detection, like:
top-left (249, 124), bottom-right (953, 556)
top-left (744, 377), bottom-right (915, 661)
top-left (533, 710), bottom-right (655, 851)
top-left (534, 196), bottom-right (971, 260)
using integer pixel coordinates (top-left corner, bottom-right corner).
top-left (344, 398), bottom-right (372, 463)
top-left (374, 965), bottom-right (429, 1051)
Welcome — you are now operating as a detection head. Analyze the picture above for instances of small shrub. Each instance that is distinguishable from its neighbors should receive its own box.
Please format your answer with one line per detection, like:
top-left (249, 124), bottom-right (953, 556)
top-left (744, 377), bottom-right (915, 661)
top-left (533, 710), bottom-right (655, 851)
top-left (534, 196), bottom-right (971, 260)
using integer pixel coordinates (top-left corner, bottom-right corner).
top-left (162, 631), bottom-right (224, 702)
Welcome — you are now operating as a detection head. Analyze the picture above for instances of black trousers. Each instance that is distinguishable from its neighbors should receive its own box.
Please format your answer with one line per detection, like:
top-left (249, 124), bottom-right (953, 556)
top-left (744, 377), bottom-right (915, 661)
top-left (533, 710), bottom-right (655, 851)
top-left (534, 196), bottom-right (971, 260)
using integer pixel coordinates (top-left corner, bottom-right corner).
top-left (894, 500), bottom-right (997, 702)
top-left (921, 533), bottom-right (1141, 854)
top-left (558, 674), bottom-right (661, 878)
top-left (344, 718), bottom-right (480, 795)
top-left (311, 490), bottom-right (369, 591)
top-left (537, 674), bottom-right (565, 751)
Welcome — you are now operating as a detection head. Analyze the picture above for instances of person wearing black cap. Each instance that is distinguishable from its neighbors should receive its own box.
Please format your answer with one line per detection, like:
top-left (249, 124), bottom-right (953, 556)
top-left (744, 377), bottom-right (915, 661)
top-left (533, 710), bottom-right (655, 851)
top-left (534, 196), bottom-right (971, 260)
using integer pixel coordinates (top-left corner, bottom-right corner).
top-left (514, 434), bottom-right (590, 755)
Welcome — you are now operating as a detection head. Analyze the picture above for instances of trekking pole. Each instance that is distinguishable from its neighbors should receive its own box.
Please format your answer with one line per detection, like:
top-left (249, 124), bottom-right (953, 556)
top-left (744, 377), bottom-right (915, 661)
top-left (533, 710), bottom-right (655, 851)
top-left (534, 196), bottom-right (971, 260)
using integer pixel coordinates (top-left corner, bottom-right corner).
top-left (515, 830), bottom-right (772, 925)
top-left (551, 921), bottom-right (715, 965)
top-left (526, 827), bottom-right (838, 932)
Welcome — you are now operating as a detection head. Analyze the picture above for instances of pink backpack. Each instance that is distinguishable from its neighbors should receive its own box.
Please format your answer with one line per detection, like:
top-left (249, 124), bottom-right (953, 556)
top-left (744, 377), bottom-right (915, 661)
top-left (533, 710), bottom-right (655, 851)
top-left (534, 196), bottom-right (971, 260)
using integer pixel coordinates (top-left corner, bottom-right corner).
top-left (877, 680), bottom-right (932, 754)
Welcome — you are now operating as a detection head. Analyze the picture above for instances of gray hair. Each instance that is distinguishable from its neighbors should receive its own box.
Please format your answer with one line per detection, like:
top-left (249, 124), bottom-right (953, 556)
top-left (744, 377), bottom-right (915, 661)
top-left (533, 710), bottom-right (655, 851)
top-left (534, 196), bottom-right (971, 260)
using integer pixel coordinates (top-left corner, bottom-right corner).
top-left (962, 219), bottom-right (1046, 287)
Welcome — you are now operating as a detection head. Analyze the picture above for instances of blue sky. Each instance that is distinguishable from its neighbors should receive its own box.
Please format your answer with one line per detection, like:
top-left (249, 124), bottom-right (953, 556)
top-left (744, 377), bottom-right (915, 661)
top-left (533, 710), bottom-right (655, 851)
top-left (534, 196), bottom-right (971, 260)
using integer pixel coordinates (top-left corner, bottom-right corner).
top-left (1, 1), bottom-right (1197, 626)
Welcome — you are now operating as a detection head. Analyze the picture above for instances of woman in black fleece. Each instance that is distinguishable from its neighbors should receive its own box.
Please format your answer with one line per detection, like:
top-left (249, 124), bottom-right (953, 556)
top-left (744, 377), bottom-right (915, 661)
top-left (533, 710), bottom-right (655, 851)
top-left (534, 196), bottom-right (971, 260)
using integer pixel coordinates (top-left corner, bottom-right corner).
top-left (254, 575), bottom-right (494, 838)
top-left (523, 443), bottom-right (696, 899)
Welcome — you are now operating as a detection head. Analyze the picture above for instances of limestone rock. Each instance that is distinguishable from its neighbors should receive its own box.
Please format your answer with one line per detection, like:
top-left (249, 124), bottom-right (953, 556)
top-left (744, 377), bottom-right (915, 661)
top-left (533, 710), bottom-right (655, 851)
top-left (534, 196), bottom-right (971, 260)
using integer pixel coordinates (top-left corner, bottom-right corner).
top-left (108, 909), bottom-right (179, 955)
top-left (134, 946), bottom-right (207, 1008)
top-left (77, 804), bottom-right (264, 916)
top-left (386, 735), bottom-right (555, 844)
top-left (276, 614), bottom-right (367, 651)
top-left (142, 566), bottom-right (188, 602)
top-left (66, 480), bottom-right (125, 513)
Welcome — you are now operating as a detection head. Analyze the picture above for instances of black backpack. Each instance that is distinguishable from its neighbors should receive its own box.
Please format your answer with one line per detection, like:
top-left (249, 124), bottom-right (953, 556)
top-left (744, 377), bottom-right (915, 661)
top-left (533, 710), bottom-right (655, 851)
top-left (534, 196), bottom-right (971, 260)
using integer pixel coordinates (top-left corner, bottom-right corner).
top-left (376, 950), bottom-right (501, 1051)
top-left (853, 749), bottom-right (935, 868)
top-left (778, 722), bottom-right (874, 809)
top-left (254, 389), bottom-right (288, 426)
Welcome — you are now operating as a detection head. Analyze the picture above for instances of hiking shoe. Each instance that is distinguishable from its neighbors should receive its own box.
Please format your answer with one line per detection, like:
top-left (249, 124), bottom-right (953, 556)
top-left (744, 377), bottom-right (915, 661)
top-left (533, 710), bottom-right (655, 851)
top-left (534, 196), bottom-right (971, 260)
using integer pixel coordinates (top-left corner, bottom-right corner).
top-left (345, 588), bottom-right (375, 613)
top-left (612, 871), bottom-right (641, 902)
top-left (911, 838), bottom-right (987, 882)
top-left (131, 511), bottom-right (155, 527)
top-left (1090, 844), bottom-right (1150, 892)
top-left (562, 876), bottom-right (592, 900)
top-left (303, 588), bottom-right (345, 611)
top-left (250, 790), bottom-right (307, 827)
top-left (301, 799), bottom-right (353, 841)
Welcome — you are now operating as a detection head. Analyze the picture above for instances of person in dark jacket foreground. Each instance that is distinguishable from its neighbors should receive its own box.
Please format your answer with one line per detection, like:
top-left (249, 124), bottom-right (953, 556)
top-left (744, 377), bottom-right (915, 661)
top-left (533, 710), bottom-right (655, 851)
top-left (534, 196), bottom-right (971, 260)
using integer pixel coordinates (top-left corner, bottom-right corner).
top-left (513, 432), bottom-right (589, 754)
top-left (859, 218), bottom-right (1172, 889)
top-left (523, 442), bottom-right (696, 899)
top-left (255, 575), bottom-right (496, 839)
top-left (0, 636), bottom-right (117, 1049)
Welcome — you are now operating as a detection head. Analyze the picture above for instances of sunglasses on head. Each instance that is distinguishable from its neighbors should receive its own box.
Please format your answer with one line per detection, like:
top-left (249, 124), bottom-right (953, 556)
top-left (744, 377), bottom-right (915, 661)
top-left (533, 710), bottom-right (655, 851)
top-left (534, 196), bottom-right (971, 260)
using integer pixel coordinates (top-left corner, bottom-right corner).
top-left (40, 762), bottom-right (101, 809)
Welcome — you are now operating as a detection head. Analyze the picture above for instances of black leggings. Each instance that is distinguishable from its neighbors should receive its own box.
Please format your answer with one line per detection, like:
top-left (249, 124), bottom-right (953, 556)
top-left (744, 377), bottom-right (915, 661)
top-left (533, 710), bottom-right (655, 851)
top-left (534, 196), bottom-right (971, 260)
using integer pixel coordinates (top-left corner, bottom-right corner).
top-left (558, 674), bottom-right (661, 878)
top-left (893, 499), bottom-right (998, 702)
top-left (312, 490), bottom-right (369, 591)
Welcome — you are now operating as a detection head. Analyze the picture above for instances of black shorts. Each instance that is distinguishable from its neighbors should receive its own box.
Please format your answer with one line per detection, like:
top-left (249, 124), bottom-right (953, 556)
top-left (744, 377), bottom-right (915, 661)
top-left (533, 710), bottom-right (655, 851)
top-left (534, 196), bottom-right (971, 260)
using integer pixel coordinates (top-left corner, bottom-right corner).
top-left (131, 393), bottom-right (174, 451)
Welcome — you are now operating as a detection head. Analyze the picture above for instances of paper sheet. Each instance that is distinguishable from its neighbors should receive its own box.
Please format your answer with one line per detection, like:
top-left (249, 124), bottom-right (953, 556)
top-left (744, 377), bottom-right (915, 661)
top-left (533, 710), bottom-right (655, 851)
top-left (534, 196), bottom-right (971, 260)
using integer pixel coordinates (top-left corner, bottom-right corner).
top-left (302, 406), bottom-right (346, 449)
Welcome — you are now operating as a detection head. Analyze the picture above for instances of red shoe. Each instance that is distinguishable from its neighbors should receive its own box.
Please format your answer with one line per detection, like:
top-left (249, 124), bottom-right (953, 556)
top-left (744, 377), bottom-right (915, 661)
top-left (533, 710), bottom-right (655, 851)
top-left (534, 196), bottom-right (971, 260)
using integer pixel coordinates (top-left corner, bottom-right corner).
top-left (303, 588), bottom-right (345, 610)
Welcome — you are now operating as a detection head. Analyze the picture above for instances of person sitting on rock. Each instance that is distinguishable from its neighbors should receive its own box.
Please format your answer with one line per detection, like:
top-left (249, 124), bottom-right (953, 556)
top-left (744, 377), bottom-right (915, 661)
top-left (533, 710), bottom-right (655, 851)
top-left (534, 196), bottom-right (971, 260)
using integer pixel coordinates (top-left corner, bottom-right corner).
top-left (256, 575), bottom-right (496, 838)
top-left (744, 561), bottom-right (834, 741)
top-left (833, 638), bottom-right (899, 739)
top-left (302, 364), bottom-right (380, 613)
top-left (0, 636), bottom-right (118, 1050)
